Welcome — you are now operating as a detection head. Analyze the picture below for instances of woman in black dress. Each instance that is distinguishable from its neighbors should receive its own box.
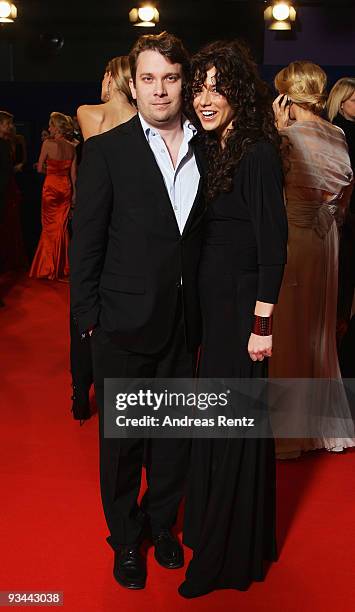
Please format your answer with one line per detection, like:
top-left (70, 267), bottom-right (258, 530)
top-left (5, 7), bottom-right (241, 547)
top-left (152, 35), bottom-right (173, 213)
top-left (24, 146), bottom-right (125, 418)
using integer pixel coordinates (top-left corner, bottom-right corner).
top-left (179, 41), bottom-right (288, 598)
top-left (327, 78), bottom-right (355, 375)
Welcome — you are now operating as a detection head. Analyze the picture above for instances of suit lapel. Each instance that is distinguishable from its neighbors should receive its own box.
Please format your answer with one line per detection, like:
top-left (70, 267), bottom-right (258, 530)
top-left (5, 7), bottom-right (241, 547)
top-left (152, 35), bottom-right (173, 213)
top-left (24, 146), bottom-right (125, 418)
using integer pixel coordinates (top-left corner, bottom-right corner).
top-left (123, 116), bottom-right (206, 238)
top-left (182, 138), bottom-right (206, 237)
top-left (126, 116), bottom-right (181, 236)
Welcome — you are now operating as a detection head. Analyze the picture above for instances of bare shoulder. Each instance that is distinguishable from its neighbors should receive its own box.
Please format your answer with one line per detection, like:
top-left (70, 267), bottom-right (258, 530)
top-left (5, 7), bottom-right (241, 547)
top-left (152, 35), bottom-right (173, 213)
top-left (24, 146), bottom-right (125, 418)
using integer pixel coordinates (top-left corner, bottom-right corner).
top-left (43, 138), bottom-right (56, 150)
top-left (77, 104), bottom-right (104, 121)
top-left (77, 104), bottom-right (105, 139)
top-left (65, 140), bottom-right (77, 152)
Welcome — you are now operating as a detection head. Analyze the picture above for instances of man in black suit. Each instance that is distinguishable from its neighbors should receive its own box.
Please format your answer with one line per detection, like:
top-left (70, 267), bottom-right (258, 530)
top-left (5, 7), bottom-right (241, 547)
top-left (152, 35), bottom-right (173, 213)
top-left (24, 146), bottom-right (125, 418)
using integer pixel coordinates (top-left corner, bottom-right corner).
top-left (70, 32), bottom-right (204, 589)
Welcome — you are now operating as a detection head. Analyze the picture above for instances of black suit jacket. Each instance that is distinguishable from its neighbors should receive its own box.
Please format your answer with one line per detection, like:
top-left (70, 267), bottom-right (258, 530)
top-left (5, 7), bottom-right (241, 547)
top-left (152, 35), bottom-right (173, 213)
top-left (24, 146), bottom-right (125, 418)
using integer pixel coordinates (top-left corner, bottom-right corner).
top-left (70, 115), bottom-right (205, 354)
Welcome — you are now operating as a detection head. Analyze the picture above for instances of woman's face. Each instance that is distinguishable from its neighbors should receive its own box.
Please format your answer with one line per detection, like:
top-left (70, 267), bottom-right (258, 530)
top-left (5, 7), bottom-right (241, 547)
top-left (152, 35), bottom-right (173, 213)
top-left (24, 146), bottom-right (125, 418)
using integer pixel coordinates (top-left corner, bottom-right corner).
top-left (193, 66), bottom-right (235, 140)
top-left (342, 91), bottom-right (355, 120)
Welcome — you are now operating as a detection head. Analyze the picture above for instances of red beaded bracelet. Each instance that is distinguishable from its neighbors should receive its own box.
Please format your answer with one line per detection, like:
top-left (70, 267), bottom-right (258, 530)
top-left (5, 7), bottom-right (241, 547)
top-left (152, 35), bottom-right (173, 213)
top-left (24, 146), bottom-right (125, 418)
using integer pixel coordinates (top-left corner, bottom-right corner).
top-left (252, 314), bottom-right (273, 336)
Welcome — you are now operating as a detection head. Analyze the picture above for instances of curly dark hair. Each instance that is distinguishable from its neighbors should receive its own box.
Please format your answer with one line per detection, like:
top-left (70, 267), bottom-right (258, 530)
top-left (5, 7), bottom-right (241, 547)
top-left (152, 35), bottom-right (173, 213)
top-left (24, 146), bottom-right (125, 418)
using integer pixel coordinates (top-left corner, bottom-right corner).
top-left (186, 40), bottom-right (281, 201)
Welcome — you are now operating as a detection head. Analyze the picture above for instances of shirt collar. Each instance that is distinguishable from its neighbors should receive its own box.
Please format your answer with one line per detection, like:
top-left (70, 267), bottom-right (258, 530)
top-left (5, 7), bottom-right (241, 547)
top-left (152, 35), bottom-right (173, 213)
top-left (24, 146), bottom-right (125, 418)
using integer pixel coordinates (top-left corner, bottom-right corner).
top-left (139, 113), bottom-right (197, 143)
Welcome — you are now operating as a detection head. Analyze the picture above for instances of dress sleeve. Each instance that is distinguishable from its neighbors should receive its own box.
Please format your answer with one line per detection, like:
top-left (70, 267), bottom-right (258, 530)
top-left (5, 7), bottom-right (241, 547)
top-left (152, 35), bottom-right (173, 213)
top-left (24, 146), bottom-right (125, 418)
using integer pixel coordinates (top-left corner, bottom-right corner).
top-left (243, 141), bottom-right (288, 303)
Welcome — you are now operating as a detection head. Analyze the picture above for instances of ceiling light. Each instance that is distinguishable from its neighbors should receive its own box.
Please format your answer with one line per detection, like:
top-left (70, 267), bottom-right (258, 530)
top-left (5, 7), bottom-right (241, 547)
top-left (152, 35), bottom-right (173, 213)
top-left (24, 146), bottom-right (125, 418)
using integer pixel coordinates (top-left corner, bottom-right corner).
top-left (129, 4), bottom-right (159, 27)
top-left (0, 1), bottom-right (17, 23)
top-left (264, 2), bottom-right (296, 31)
top-left (272, 3), bottom-right (290, 21)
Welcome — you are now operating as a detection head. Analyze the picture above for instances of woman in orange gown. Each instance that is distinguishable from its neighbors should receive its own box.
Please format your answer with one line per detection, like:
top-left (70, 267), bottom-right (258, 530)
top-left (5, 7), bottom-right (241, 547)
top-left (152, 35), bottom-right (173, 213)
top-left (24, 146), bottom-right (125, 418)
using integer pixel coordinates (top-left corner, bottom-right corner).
top-left (30, 112), bottom-right (76, 280)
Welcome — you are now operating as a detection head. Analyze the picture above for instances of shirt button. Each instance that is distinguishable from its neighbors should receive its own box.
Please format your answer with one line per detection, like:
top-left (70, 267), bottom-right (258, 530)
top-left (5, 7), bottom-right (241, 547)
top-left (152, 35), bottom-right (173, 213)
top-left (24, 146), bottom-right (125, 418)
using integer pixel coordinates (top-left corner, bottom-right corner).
top-left (174, 206), bottom-right (178, 211)
top-left (175, 281), bottom-right (181, 288)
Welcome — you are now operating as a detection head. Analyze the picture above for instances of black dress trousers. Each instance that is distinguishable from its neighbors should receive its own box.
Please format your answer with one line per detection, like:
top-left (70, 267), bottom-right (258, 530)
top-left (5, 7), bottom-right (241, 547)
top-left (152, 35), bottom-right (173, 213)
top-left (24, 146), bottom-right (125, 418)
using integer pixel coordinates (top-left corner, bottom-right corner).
top-left (91, 292), bottom-right (194, 548)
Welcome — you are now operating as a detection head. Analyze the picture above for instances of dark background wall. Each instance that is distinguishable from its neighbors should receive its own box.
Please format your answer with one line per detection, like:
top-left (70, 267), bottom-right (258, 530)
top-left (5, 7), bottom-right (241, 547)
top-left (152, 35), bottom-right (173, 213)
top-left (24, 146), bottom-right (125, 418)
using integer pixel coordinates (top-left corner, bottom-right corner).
top-left (264, 5), bottom-right (355, 65)
top-left (1, 1), bottom-right (354, 83)
top-left (0, 0), bottom-right (264, 83)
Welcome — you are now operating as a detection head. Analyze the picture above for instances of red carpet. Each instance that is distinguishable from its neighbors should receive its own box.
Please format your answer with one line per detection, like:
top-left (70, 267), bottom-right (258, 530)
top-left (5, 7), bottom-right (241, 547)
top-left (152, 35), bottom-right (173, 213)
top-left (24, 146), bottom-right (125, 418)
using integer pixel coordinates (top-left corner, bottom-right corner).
top-left (0, 274), bottom-right (354, 611)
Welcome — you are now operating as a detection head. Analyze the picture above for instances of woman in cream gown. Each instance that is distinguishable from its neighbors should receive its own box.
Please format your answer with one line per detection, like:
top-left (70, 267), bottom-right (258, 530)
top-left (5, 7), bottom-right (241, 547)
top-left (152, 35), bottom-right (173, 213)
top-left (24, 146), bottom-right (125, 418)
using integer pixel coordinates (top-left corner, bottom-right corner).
top-left (271, 61), bottom-right (354, 458)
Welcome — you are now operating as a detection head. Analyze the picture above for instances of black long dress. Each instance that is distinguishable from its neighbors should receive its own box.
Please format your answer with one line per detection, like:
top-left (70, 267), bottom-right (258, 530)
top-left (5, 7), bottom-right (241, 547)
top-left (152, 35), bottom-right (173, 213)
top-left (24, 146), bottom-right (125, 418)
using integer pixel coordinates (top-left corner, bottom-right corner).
top-left (183, 141), bottom-right (288, 593)
top-left (333, 113), bottom-right (355, 376)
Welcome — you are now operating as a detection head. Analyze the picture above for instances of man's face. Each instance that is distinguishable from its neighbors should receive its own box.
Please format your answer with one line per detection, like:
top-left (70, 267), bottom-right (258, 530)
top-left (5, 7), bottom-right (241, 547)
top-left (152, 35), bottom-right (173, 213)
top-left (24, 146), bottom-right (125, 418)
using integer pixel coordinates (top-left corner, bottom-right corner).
top-left (130, 50), bottom-right (183, 128)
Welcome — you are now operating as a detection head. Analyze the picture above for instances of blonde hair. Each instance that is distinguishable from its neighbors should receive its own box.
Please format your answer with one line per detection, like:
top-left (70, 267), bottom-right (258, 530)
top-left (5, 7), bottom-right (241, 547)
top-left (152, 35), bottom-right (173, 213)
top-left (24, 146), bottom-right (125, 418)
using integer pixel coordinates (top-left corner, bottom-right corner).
top-left (50, 112), bottom-right (74, 139)
top-left (275, 61), bottom-right (327, 116)
top-left (105, 56), bottom-right (133, 101)
top-left (327, 77), bottom-right (355, 122)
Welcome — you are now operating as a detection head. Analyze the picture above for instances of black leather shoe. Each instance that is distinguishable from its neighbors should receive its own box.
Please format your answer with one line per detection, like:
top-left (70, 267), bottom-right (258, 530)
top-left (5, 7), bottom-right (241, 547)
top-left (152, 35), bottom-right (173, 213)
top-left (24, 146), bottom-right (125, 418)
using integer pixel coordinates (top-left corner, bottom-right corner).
top-left (153, 529), bottom-right (184, 569)
top-left (113, 545), bottom-right (146, 590)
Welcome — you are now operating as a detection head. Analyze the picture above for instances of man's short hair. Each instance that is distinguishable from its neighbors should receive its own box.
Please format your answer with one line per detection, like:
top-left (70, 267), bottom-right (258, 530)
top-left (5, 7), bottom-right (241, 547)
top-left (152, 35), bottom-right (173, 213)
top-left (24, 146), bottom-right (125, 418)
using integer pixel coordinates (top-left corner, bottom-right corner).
top-left (129, 31), bottom-right (190, 85)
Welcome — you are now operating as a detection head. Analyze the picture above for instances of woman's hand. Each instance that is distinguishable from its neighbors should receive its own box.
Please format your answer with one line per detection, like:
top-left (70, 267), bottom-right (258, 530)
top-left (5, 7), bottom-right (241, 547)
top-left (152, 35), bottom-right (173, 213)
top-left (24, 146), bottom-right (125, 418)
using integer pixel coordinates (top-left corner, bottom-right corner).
top-left (272, 94), bottom-right (290, 130)
top-left (248, 333), bottom-right (272, 362)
